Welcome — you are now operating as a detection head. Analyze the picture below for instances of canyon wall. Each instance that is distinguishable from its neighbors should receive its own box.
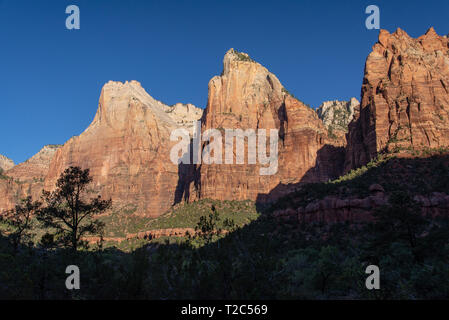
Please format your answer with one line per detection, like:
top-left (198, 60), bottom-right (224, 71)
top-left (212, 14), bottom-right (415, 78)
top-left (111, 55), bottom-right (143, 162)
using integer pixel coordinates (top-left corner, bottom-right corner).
top-left (43, 81), bottom-right (202, 217)
top-left (0, 146), bottom-right (59, 212)
top-left (1, 28), bottom-right (448, 217)
top-left (1, 81), bottom-right (202, 217)
top-left (195, 49), bottom-right (345, 203)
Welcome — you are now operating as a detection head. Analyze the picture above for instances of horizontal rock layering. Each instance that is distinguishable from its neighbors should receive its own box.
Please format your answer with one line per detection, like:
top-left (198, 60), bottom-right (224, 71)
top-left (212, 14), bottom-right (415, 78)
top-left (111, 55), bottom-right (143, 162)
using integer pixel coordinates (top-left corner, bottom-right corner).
top-left (1, 28), bottom-right (449, 218)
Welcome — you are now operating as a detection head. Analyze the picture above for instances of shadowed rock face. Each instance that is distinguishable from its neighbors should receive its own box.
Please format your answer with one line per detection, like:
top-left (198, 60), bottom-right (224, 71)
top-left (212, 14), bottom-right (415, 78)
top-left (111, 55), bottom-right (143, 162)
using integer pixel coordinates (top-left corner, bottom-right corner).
top-left (274, 191), bottom-right (449, 224)
top-left (196, 49), bottom-right (345, 203)
top-left (43, 81), bottom-right (202, 217)
top-left (316, 98), bottom-right (359, 143)
top-left (0, 51), bottom-right (347, 214)
top-left (345, 28), bottom-right (449, 171)
top-left (0, 146), bottom-right (59, 212)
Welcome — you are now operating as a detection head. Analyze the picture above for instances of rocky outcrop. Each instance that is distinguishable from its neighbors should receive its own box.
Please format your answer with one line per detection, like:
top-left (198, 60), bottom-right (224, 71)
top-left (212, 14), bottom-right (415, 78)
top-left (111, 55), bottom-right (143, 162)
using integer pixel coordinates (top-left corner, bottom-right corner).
top-left (0, 179), bottom-right (20, 213)
top-left (4, 30), bottom-right (448, 220)
top-left (273, 186), bottom-right (449, 224)
top-left (194, 49), bottom-right (345, 203)
top-left (0, 146), bottom-right (60, 213)
top-left (44, 81), bottom-right (202, 217)
top-left (0, 155), bottom-right (14, 172)
top-left (316, 98), bottom-right (359, 142)
top-left (6, 145), bottom-right (60, 182)
top-left (168, 103), bottom-right (203, 127)
top-left (345, 28), bottom-right (449, 171)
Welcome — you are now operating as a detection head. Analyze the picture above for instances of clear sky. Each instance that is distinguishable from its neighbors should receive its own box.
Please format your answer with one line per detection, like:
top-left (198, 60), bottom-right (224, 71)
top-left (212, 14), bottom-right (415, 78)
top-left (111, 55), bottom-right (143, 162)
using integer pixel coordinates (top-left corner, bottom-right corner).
top-left (1, 0), bottom-right (448, 164)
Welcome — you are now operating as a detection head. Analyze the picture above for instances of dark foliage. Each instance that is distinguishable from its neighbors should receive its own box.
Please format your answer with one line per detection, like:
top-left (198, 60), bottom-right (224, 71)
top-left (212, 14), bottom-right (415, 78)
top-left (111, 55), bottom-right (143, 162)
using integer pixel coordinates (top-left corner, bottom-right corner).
top-left (1, 159), bottom-right (448, 299)
top-left (37, 166), bottom-right (111, 252)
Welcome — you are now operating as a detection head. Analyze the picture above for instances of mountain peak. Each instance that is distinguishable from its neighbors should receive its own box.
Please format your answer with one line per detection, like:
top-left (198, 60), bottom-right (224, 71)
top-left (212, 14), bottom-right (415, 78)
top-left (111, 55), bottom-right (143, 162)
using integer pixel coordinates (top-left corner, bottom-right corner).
top-left (6, 145), bottom-right (60, 181)
top-left (0, 154), bottom-right (14, 172)
top-left (103, 80), bottom-right (143, 90)
top-left (346, 27), bottom-right (449, 171)
top-left (316, 98), bottom-right (359, 133)
top-left (424, 26), bottom-right (438, 37)
top-left (378, 28), bottom-right (413, 47)
top-left (393, 27), bottom-right (409, 37)
top-left (224, 48), bottom-right (253, 61)
top-left (223, 48), bottom-right (257, 74)
top-left (101, 80), bottom-right (149, 101)
top-left (94, 80), bottom-right (172, 127)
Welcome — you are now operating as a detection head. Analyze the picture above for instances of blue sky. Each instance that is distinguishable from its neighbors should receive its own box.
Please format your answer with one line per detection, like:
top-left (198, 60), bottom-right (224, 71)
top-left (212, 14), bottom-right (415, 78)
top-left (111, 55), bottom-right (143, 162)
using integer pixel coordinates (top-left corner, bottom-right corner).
top-left (1, 0), bottom-right (448, 164)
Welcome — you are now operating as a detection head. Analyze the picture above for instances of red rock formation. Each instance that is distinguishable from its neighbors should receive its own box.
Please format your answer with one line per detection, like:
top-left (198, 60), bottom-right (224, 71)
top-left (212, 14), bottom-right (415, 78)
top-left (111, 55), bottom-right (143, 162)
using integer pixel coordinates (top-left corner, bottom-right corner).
top-left (0, 146), bottom-right (60, 212)
top-left (196, 49), bottom-right (344, 203)
top-left (83, 227), bottom-right (228, 244)
top-left (0, 50), bottom-right (347, 216)
top-left (0, 179), bottom-right (19, 212)
top-left (273, 188), bottom-right (449, 224)
top-left (4, 30), bottom-right (447, 220)
top-left (6, 145), bottom-right (60, 182)
top-left (44, 81), bottom-right (202, 217)
top-left (345, 28), bottom-right (449, 171)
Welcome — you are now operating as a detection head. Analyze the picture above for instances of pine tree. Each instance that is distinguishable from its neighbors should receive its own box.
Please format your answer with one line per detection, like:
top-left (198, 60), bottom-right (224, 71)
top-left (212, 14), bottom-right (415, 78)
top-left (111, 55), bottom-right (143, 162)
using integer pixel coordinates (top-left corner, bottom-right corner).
top-left (37, 166), bottom-right (111, 252)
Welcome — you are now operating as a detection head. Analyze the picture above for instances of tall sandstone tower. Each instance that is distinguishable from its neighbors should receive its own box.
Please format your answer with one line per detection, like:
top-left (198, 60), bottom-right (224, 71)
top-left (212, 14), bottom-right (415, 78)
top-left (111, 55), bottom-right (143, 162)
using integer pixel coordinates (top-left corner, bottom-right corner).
top-left (2, 28), bottom-right (448, 217)
top-left (43, 81), bottom-right (202, 217)
top-left (196, 49), bottom-right (345, 203)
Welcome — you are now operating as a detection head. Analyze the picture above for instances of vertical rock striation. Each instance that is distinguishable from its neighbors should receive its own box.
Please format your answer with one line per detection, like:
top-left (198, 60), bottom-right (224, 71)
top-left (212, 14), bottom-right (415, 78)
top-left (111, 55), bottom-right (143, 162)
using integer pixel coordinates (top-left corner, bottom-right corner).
top-left (345, 28), bottom-right (449, 171)
top-left (196, 49), bottom-right (345, 203)
top-left (43, 81), bottom-right (202, 217)
top-left (3, 29), bottom-right (448, 217)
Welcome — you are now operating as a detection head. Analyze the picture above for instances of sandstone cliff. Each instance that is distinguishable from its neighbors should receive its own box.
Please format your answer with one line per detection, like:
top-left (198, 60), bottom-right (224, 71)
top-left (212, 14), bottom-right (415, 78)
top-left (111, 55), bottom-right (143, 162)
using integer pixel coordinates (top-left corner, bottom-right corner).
top-left (44, 80), bottom-right (202, 217)
top-left (6, 145), bottom-right (60, 182)
top-left (3, 29), bottom-right (448, 219)
top-left (195, 49), bottom-right (345, 203)
top-left (345, 27), bottom-right (449, 171)
top-left (316, 98), bottom-right (359, 142)
top-left (0, 146), bottom-right (60, 212)
top-left (274, 189), bottom-right (449, 224)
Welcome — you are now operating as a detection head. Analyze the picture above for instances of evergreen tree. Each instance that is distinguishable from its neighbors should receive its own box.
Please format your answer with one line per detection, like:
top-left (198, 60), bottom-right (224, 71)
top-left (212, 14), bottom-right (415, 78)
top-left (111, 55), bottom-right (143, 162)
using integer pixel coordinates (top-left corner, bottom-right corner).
top-left (1, 196), bottom-right (40, 254)
top-left (37, 166), bottom-right (111, 252)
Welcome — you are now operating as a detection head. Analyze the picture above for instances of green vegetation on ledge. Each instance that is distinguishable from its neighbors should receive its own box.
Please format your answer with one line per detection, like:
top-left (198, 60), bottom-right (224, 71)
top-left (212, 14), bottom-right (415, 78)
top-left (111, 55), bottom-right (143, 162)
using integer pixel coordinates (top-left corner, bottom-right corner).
top-left (282, 87), bottom-right (311, 108)
top-left (272, 149), bottom-right (449, 211)
top-left (98, 199), bottom-right (259, 241)
top-left (1, 149), bottom-right (449, 299)
top-left (232, 49), bottom-right (255, 63)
